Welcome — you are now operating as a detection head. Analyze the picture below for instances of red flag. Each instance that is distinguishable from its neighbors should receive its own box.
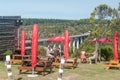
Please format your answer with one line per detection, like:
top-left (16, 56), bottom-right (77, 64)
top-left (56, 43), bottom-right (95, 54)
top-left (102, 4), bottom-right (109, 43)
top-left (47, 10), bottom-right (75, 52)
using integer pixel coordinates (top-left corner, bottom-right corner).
top-left (31, 24), bottom-right (38, 67)
top-left (21, 31), bottom-right (26, 56)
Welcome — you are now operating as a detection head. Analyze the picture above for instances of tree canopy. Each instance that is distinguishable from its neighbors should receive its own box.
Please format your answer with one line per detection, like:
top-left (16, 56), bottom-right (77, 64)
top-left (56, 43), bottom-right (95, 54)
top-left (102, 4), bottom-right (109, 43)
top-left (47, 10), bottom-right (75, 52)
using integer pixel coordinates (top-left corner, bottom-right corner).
top-left (90, 4), bottom-right (119, 38)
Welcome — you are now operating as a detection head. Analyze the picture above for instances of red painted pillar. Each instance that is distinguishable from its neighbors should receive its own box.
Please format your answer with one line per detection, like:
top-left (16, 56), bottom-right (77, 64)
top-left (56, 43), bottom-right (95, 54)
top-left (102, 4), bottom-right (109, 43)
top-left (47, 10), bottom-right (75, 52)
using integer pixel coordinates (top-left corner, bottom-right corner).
top-left (21, 31), bottom-right (26, 56)
top-left (114, 32), bottom-right (118, 61)
top-left (64, 30), bottom-right (69, 59)
top-left (31, 24), bottom-right (38, 67)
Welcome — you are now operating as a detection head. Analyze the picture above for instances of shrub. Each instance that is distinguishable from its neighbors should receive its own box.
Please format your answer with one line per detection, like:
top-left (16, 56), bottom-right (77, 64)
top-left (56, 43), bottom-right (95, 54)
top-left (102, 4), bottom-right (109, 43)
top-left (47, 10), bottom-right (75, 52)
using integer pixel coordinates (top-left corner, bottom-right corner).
top-left (100, 45), bottom-right (113, 61)
top-left (38, 46), bottom-right (46, 56)
top-left (69, 46), bottom-right (74, 57)
top-left (79, 38), bottom-right (96, 53)
top-left (118, 48), bottom-right (120, 59)
top-left (74, 48), bottom-right (80, 58)
top-left (69, 46), bottom-right (79, 58)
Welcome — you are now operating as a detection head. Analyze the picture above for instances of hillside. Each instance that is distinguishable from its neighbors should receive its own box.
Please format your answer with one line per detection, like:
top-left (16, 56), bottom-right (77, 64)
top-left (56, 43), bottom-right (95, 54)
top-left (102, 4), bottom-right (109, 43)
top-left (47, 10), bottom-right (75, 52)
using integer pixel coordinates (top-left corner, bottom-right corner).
top-left (20, 18), bottom-right (93, 39)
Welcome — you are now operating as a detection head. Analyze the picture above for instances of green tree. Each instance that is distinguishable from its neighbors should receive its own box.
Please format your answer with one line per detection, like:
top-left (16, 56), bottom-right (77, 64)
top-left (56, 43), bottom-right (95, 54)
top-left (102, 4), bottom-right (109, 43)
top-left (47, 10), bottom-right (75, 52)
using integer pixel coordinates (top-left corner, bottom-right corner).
top-left (89, 4), bottom-right (118, 60)
top-left (90, 4), bottom-right (118, 37)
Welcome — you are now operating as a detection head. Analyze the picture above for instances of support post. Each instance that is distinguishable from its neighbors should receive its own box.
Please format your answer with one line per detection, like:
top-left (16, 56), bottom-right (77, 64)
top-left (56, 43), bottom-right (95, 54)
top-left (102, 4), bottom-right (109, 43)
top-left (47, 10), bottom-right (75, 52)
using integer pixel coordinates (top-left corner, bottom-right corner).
top-left (6, 55), bottom-right (12, 80)
top-left (57, 58), bottom-right (65, 80)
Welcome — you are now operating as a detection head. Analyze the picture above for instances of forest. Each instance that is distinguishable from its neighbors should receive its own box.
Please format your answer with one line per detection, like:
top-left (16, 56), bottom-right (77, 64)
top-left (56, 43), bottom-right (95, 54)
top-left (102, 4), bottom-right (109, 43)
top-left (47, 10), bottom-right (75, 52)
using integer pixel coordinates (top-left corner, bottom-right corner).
top-left (20, 18), bottom-right (108, 39)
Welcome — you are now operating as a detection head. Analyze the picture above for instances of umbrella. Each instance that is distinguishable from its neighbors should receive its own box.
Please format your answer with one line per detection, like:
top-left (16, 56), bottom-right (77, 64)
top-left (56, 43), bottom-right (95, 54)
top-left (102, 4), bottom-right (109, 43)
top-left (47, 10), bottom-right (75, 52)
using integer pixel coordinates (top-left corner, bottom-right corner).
top-left (31, 24), bottom-right (38, 67)
top-left (48, 36), bottom-right (64, 42)
top-left (48, 35), bottom-right (72, 42)
top-left (28, 24), bottom-right (38, 77)
top-left (114, 32), bottom-right (118, 61)
top-left (48, 30), bottom-right (72, 59)
top-left (64, 30), bottom-right (69, 59)
top-left (88, 37), bottom-right (112, 43)
top-left (21, 31), bottom-right (26, 57)
top-left (88, 37), bottom-right (113, 63)
top-left (88, 38), bottom-right (98, 42)
top-left (98, 38), bottom-right (112, 43)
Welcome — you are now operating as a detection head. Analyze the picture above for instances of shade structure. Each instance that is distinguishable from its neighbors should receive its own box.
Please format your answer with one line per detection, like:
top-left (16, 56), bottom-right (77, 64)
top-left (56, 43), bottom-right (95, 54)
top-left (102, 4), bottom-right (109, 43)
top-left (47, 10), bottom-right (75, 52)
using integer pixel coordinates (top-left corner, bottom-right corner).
top-left (21, 31), bottom-right (26, 56)
top-left (114, 32), bottom-right (118, 61)
top-left (31, 24), bottom-right (38, 67)
top-left (64, 30), bottom-right (69, 59)
top-left (48, 35), bottom-right (72, 42)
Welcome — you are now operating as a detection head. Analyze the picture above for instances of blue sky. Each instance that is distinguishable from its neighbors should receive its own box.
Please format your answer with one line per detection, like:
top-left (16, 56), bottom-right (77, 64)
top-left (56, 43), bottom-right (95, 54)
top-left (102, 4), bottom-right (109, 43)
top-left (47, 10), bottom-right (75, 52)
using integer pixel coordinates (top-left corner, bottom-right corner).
top-left (0, 0), bottom-right (119, 20)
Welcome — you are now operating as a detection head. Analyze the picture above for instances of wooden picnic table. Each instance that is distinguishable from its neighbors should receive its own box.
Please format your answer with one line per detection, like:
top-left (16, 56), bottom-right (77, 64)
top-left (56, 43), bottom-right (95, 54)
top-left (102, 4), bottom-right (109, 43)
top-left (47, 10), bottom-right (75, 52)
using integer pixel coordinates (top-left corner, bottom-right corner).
top-left (52, 58), bottom-right (78, 69)
top-left (106, 60), bottom-right (120, 70)
top-left (18, 56), bottom-right (53, 76)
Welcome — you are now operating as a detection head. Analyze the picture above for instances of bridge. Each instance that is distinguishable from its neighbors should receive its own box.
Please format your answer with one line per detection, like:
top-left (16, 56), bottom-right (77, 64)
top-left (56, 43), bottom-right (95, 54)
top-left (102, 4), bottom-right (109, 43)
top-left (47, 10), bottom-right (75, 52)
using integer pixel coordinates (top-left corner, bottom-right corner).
top-left (16, 32), bottom-right (90, 50)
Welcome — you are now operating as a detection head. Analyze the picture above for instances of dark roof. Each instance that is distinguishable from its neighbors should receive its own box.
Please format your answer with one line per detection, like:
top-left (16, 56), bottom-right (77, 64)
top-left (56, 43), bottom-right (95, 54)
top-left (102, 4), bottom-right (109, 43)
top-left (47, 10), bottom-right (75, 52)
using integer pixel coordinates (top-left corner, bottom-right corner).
top-left (0, 16), bottom-right (21, 20)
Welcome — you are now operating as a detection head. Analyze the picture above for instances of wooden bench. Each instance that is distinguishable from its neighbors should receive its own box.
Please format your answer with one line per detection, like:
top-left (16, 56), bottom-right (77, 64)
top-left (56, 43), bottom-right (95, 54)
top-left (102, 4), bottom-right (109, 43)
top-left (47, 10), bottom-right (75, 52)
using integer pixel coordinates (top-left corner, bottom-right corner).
top-left (106, 60), bottom-right (120, 70)
top-left (10, 54), bottom-right (22, 64)
top-left (11, 55), bottom-right (31, 64)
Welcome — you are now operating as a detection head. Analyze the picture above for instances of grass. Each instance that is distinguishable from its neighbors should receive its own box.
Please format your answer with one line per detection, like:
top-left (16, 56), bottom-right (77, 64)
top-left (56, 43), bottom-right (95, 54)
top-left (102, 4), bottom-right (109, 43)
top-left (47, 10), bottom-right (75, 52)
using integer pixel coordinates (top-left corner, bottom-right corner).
top-left (0, 61), bottom-right (120, 80)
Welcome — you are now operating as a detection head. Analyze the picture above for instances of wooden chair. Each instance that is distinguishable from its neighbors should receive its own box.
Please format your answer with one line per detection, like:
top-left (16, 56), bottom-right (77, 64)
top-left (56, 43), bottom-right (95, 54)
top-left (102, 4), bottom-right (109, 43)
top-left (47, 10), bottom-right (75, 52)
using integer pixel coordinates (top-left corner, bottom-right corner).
top-left (88, 50), bottom-right (98, 64)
